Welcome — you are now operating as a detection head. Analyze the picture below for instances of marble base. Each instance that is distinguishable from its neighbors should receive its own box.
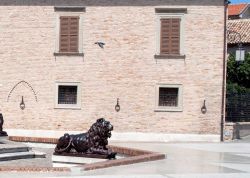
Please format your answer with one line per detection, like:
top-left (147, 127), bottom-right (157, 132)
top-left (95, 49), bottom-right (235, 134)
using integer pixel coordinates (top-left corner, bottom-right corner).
top-left (52, 162), bottom-right (80, 168)
top-left (52, 154), bottom-right (107, 164)
top-left (0, 136), bottom-right (9, 143)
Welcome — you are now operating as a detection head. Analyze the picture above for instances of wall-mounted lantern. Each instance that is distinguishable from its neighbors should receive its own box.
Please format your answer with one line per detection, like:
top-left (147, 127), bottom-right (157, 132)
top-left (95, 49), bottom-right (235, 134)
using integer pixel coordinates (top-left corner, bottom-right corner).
top-left (236, 44), bottom-right (245, 62)
top-left (201, 100), bottom-right (207, 114)
top-left (115, 98), bottom-right (120, 112)
top-left (20, 96), bottom-right (25, 110)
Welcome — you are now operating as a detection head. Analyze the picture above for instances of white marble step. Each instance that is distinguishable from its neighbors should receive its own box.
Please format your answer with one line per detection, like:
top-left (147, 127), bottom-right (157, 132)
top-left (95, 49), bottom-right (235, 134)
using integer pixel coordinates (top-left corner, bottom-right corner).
top-left (52, 154), bottom-right (106, 164)
top-left (0, 146), bottom-right (30, 154)
top-left (0, 150), bottom-right (46, 161)
top-left (0, 137), bottom-right (30, 154)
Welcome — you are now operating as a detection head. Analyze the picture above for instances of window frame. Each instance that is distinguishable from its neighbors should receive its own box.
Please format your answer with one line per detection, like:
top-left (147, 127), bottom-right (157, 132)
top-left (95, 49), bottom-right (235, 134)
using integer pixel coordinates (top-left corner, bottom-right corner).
top-left (55, 82), bottom-right (81, 109)
top-left (155, 84), bottom-right (183, 112)
top-left (156, 13), bottom-right (185, 57)
top-left (55, 11), bottom-right (83, 55)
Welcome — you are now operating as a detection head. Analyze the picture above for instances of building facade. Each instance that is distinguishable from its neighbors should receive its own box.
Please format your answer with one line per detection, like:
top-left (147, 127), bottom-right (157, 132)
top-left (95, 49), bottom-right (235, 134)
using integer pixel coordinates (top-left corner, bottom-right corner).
top-left (0, 0), bottom-right (225, 142)
top-left (228, 3), bottom-right (250, 20)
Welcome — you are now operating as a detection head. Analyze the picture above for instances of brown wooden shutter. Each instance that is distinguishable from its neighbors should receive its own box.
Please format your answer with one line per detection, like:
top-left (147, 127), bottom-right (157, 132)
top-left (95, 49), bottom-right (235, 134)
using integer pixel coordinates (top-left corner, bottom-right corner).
top-left (160, 18), bottom-right (180, 55)
top-left (59, 16), bottom-right (79, 53)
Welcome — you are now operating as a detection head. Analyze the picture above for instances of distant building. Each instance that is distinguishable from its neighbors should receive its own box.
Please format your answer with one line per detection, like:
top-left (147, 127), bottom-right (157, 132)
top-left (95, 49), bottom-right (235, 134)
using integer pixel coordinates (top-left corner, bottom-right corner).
top-left (228, 3), bottom-right (250, 19)
top-left (227, 19), bottom-right (250, 54)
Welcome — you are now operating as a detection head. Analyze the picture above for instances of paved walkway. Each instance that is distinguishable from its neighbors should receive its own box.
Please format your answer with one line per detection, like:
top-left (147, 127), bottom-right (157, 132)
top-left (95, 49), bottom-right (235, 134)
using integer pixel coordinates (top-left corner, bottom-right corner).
top-left (0, 141), bottom-right (250, 178)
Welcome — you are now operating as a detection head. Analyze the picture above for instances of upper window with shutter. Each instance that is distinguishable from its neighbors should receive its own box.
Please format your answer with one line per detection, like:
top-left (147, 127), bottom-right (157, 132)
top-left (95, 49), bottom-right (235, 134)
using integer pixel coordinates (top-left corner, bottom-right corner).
top-left (155, 8), bottom-right (186, 59)
top-left (59, 16), bottom-right (79, 53)
top-left (54, 7), bottom-right (85, 56)
top-left (160, 18), bottom-right (180, 55)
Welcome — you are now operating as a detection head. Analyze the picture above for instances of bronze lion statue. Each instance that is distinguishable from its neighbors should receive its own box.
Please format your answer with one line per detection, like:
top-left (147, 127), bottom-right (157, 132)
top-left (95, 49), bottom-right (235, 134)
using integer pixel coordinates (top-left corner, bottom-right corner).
top-left (54, 118), bottom-right (116, 159)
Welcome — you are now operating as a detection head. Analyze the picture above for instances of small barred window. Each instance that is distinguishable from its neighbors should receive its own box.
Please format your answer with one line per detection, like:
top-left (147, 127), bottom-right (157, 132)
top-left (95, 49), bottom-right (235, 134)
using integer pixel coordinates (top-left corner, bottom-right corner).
top-left (159, 87), bottom-right (178, 107)
top-left (58, 85), bottom-right (77, 104)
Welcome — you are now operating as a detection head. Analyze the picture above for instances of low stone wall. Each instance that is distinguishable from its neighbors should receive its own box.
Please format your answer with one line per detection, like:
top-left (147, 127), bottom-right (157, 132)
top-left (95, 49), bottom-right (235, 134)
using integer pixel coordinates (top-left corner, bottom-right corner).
top-left (224, 122), bottom-right (250, 141)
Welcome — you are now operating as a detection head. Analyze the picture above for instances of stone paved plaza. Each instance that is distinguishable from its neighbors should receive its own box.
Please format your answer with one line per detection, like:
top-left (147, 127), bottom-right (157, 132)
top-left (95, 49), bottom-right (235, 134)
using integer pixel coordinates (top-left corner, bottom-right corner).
top-left (0, 139), bottom-right (250, 178)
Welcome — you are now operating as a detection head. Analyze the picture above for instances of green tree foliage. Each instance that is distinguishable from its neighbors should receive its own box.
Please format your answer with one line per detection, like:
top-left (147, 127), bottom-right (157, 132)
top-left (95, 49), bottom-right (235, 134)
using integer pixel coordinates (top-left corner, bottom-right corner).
top-left (227, 53), bottom-right (250, 94)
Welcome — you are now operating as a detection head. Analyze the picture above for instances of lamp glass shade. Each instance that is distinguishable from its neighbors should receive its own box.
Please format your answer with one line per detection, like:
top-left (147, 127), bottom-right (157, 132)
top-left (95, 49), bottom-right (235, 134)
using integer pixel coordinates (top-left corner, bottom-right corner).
top-left (236, 49), bottom-right (245, 61)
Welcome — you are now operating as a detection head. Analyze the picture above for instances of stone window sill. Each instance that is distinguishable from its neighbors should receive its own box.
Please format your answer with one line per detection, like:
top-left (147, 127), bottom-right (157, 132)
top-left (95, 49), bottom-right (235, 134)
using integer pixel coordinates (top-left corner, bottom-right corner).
top-left (54, 105), bottom-right (81, 110)
top-left (54, 52), bottom-right (84, 56)
top-left (154, 54), bottom-right (186, 59)
top-left (154, 107), bottom-right (183, 112)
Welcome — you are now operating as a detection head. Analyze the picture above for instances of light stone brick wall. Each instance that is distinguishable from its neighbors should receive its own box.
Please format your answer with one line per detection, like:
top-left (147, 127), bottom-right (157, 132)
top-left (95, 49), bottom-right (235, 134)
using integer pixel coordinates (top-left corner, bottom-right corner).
top-left (0, 0), bottom-right (225, 135)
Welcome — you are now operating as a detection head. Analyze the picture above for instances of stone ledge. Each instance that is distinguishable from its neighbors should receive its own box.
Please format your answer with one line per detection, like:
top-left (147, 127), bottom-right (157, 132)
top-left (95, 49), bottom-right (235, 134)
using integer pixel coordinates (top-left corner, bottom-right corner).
top-left (54, 52), bottom-right (84, 56)
top-left (154, 54), bottom-right (186, 59)
top-left (54, 6), bottom-right (86, 12)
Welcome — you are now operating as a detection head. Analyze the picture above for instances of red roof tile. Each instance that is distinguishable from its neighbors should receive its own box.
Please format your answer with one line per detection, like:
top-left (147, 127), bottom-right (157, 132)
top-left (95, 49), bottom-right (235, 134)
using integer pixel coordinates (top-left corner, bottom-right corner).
top-left (228, 3), bottom-right (248, 16)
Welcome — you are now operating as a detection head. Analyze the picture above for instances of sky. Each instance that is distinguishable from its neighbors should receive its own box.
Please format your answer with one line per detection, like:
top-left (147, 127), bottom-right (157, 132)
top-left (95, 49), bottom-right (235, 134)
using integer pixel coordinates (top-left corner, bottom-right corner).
top-left (230, 0), bottom-right (250, 4)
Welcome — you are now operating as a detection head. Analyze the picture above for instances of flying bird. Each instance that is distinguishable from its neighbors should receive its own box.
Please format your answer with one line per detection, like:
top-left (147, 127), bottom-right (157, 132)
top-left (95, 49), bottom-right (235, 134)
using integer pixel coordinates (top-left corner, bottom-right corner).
top-left (95, 42), bottom-right (105, 48)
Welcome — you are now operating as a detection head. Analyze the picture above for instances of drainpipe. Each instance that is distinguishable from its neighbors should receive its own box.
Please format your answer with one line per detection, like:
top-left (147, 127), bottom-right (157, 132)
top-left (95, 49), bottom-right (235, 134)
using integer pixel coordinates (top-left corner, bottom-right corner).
top-left (221, 0), bottom-right (229, 142)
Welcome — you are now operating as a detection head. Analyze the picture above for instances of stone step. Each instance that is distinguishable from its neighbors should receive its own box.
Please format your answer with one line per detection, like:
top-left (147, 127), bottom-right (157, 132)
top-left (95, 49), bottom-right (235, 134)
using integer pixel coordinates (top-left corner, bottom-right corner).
top-left (0, 146), bottom-right (30, 154)
top-left (0, 150), bottom-right (46, 161)
top-left (0, 137), bottom-right (30, 154)
top-left (0, 137), bottom-right (46, 161)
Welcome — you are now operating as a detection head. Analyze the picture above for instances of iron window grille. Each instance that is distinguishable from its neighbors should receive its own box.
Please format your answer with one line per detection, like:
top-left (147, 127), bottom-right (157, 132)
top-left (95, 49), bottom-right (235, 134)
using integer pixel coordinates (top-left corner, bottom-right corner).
top-left (58, 85), bottom-right (77, 104)
top-left (159, 87), bottom-right (178, 107)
